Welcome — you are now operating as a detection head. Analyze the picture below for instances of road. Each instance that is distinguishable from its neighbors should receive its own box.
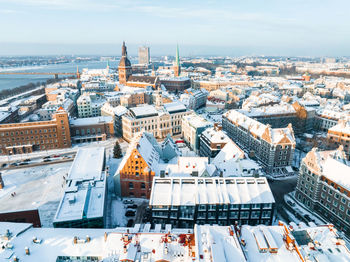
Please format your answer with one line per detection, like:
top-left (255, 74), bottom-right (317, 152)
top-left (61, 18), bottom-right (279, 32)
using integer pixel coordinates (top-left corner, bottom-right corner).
top-left (268, 176), bottom-right (298, 222)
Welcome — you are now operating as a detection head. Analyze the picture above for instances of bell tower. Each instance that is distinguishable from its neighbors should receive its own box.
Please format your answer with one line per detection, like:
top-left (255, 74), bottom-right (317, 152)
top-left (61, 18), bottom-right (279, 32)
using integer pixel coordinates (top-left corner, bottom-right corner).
top-left (118, 41), bottom-right (132, 84)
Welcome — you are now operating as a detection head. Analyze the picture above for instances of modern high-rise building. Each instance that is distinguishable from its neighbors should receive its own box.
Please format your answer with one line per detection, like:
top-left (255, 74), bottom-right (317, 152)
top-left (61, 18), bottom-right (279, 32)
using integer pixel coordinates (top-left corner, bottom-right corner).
top-left (138, 46), bottom-right (150, 64)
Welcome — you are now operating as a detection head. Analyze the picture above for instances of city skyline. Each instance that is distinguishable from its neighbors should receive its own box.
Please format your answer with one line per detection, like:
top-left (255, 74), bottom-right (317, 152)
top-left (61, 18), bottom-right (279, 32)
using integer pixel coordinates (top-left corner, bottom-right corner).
top-left (0, 0), bottom-right (349, 56)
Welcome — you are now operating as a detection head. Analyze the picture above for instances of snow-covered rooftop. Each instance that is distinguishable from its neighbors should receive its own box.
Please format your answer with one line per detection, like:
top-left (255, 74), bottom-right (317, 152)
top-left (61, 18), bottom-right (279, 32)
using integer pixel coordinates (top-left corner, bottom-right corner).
top-left (149, 177), bottom-right (275, 206)
top-left (53, 148), bottom-right (106, 224)
top-left (69, 116), bottom-right (113, 126)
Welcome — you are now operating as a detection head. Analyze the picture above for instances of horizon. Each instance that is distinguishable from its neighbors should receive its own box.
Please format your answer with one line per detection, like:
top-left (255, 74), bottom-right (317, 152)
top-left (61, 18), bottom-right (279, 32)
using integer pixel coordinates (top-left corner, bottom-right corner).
top-left (0, 0), bottom-right (350, 56)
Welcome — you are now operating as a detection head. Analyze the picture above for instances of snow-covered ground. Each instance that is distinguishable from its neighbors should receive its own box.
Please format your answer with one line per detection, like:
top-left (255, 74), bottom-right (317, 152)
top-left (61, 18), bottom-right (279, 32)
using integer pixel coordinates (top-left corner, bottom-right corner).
top-left (284, 192), bottom-right (327, 225)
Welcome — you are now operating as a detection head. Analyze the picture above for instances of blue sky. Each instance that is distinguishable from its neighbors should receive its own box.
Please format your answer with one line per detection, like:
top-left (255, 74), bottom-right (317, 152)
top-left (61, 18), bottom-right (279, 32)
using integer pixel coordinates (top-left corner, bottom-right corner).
top-left (0, 0), bottom-right (349, 56)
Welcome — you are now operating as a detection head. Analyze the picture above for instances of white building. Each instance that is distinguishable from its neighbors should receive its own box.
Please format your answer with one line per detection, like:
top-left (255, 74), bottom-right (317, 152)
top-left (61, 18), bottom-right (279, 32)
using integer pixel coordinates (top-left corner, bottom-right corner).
top-left (182, 113), bottom-right (212, 152)
top-left (122, 102), bottom-right (191, 142)
top-left (77, 92), bottom-right (106, 118)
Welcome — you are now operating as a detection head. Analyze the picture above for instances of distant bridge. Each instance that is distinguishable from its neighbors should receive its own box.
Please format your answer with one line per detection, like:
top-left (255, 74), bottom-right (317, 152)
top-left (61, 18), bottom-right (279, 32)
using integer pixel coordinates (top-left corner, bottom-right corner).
top-left (0, 71), bottom-right (79, 79)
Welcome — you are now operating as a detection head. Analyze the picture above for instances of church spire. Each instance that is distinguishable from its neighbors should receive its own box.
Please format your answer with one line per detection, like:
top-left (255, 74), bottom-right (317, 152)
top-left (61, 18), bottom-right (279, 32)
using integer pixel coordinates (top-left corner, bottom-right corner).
top-left (122, 41), bottom-right (127, 57)
top-left (175, 44), bottom-right (180, 66)
top-left (174, 44), bottom-right (181, 77)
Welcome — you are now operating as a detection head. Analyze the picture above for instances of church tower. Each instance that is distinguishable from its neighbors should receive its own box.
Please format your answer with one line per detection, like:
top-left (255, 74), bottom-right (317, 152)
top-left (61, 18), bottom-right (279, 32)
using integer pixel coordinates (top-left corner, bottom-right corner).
top-left (173, 44), bottom-right (181, 77)
top-left (118, 41), bottom-right (132, 84)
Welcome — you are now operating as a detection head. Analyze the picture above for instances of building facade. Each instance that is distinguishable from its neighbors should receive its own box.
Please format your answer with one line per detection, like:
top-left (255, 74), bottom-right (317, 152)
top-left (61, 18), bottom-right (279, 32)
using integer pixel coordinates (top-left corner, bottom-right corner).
top-left (150, 177), bottom-right (275, 228)
top-left (69, 116), bottom-right (114, 144)
top-left (0, 108), bottom-right (71, 155)
top-left (222, 110), bottom-right (296, 173)
top-left (77, 93), bottom-right (106, 118)
top-left (199, 124), bottom-right (231, 158)
top-left (295, 146), bottom-right (350, 236)
top-left (122, 103), bottom-right (191, 142)
top-left (182, 113), bottom-right (212, 153)
top-left (327, 119), bottom-right (350, 156)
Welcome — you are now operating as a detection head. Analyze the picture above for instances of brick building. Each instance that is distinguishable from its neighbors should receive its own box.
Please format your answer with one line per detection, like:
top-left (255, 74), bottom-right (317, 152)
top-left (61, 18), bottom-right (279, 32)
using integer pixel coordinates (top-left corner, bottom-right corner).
top-left (69, 116), bottom-right (114, 144)
top-left (0, 108), bottom-right (71, 155)
top-left (114, 132), bottom-right (179, 198)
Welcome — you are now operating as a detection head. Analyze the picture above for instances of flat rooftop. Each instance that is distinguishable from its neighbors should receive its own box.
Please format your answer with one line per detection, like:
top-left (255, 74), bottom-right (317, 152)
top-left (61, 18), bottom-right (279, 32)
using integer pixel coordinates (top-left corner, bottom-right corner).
top-left (69, 116), bottom-right (113, 126)
top-left (53, 148), bottom-right (106, 224)
top-left (150, 177), bottom-right (275, 207)
top-left (0, 162), bottom-right (71, 227)
top-left (130, 105), bottom-right (158, 118)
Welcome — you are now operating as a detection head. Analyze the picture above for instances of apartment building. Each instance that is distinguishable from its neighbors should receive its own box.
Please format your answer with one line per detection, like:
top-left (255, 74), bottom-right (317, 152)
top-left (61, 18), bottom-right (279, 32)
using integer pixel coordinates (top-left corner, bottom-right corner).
top-left (149, 177), bottom-right (275, 228)
top-left (122, 102), bottom-right (191, 142)
top-left (327, 119), bottom-right (350, 156)
top-left (199, 124), bottom-right (230, 158)
top-left (222, 110), bottom-right (296, 173)
top-left (238, 102), bottom-right (315, 134)
top-left (0, 108), bottom-right (71, 155)
top-left (77, 92), bottom-right (106, 118)
top-left (180, 88), bottom-right (207, 110)
top-left (295, 146), bottom-right (350, 236)
top-left (182, 113), bottom-right (212, 153)
top-left (315, 109), bottom-right (349, 132)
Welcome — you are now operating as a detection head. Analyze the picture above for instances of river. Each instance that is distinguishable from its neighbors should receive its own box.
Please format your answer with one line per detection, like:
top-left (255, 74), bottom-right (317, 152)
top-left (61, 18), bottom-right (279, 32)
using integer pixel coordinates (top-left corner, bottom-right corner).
top-left (0, 60), bottom-right (118, 91)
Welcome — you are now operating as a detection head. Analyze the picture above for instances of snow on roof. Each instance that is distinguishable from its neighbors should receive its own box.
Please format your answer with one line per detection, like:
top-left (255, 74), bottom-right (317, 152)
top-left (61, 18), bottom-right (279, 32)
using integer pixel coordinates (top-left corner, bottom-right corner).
top-left (149, 177), bottom-right (275, 206)
top-left (0, 223), bottom-right (194, 262)
top-left (195, 225), bottom-right (246, 262)
top-left (238, 103), bottom-right (296, 117)
top-left (212, 140), bottom-right (260, 177)
top-left (322, 157), bottom-right (350, 190)
top-left (183, 113), bottom-right (212, 129)
top-left (224, 110), bottom-right (295, 145)
top-left (328, 120), bottom-right (350, 134)
top-left (157, 157), bottom-right (213, 177)
top-left (201, 127), bottom-right (230, 144)
top-left (241, 225), bottom-right (303, 262)
top-left (69, 116), bottom-right (113, 126)
top-left (130, 104), bottom-right (158, 118)
top-left (163, 101), bottom-right (187, 113)
top-left (54, 148), bottom-right (106, 223)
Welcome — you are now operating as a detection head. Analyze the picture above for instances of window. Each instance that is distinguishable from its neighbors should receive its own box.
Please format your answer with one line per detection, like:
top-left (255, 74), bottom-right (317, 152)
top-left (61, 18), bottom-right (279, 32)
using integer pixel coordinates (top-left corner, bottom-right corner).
top-left (141, 183), bottom-right (145, 189)
top-left (129, 182), bottom-right (134, 189)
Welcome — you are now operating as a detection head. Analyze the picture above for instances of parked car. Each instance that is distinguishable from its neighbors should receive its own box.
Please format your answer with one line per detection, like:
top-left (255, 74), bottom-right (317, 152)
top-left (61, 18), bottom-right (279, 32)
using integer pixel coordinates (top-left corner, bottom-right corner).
top-left (127, 204), bottom-right (137, 209)
top-left (287, 200), bottom-right (295, 207)
top-left (304, 214), bottom-right (312, 222)
top-left (43, 159), bottom-right (52, 162)
top-left (125, 210), bottom-right (135, 217)
top-left (43, 156), bottom-right (50, 159)
top-left (127, 219), bottom-right (134, 227)
top-left (123, 199), bottom-right (134, 204)
top-left (19, 162), bottom-right (29, 166)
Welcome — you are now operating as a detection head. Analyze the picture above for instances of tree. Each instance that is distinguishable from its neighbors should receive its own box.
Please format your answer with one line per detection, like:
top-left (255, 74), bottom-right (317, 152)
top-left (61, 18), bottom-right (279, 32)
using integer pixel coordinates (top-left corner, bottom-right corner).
top-left (113, 140), bottom-right (122, 158)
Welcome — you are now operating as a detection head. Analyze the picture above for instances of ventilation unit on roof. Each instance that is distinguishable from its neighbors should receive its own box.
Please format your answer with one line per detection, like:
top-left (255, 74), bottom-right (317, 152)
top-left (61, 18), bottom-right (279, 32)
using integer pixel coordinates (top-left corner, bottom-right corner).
top-left (68, 195), bottom-right (76, 204)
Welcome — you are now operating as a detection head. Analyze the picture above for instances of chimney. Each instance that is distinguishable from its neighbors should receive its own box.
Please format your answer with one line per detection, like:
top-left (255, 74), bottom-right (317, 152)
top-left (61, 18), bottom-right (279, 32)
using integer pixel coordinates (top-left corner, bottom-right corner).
top-left (0, 173), bottom-right (4, 189)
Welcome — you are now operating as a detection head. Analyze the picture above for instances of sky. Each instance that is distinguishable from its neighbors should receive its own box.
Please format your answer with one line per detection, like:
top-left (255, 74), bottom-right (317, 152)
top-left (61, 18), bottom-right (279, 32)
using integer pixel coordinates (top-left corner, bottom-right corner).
top-left (0, 0), bottom-right (349, 56)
